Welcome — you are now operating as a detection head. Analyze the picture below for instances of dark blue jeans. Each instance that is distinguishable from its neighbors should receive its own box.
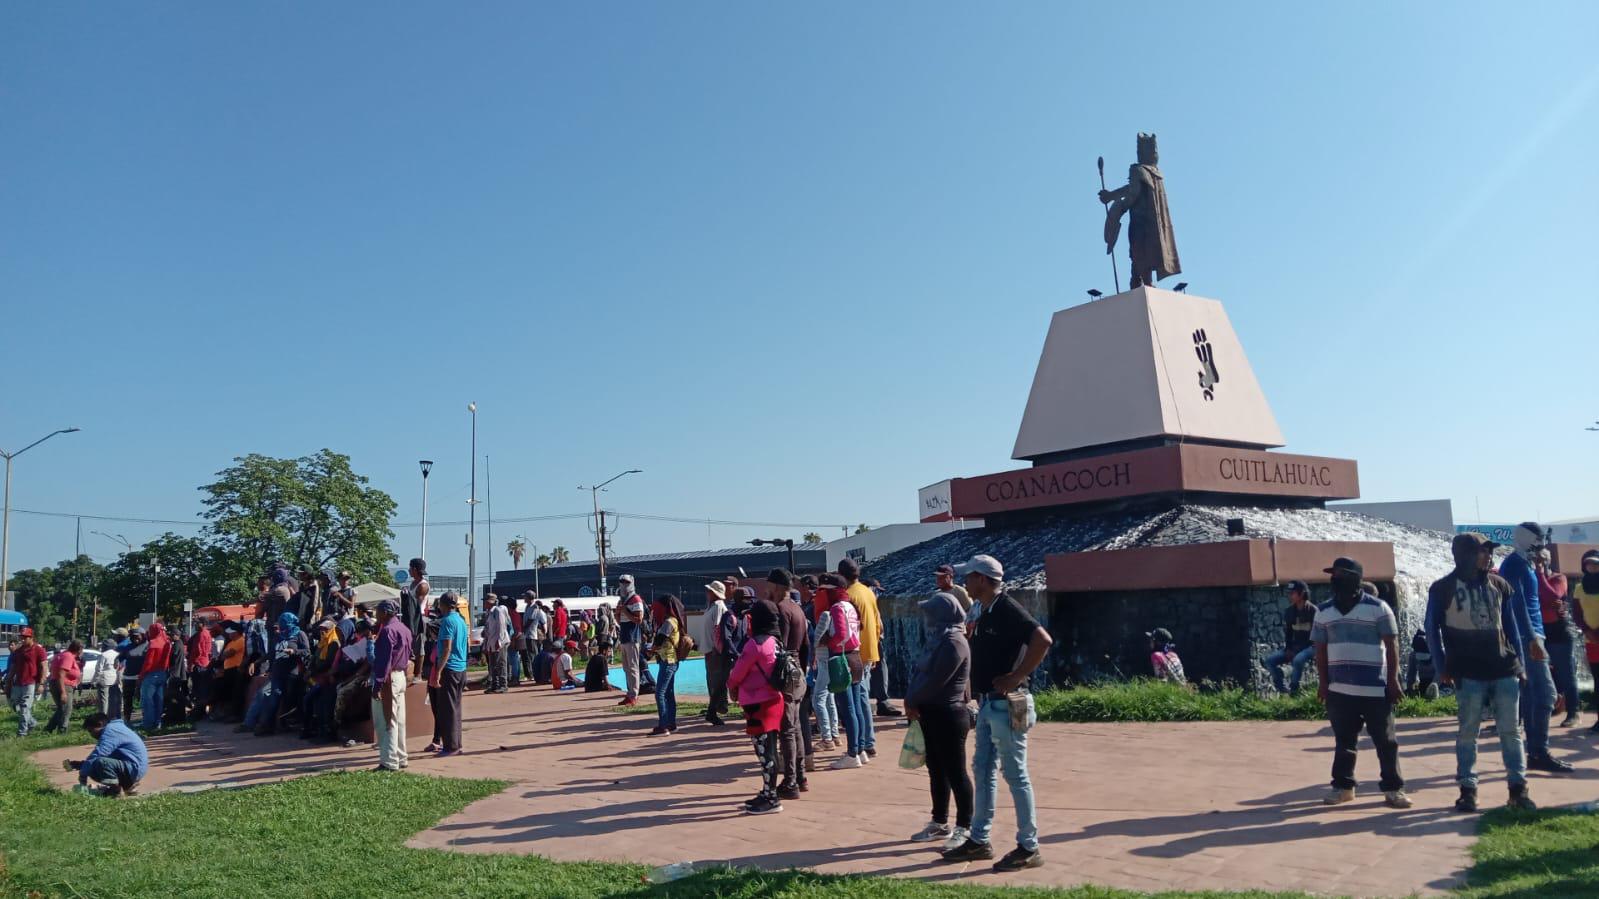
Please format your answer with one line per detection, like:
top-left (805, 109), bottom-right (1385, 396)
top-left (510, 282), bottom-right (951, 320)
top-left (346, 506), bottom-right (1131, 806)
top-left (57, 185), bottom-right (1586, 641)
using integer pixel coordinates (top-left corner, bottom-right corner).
top-left (1548, 639), bottom-right (1580, 719)
top-left (655, 660), bottom-right (678, 729)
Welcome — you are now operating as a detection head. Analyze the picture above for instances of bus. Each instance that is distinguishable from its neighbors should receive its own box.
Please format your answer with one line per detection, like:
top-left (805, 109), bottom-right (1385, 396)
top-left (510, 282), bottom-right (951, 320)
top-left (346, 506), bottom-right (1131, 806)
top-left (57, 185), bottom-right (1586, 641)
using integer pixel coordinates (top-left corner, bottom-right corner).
top-left (0, 608), bottom-right (28, 674)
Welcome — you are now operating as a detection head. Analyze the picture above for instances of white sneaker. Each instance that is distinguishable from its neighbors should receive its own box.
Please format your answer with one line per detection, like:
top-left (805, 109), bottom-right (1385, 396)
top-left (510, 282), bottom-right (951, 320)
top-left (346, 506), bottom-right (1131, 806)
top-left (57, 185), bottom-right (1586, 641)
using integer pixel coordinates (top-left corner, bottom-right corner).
top-left (1323, 787), bottom-right (1355, 805)
top-left (910, 821), bottom-right (953, 843)
top-left (830, 754), bottom-right (862, 770)
top-left (1384, 789), bottom-right (1413, 809)
top-left (942, 826), bottom-right (970, 852)
top-left (859, 752), bottom-right (870, 765)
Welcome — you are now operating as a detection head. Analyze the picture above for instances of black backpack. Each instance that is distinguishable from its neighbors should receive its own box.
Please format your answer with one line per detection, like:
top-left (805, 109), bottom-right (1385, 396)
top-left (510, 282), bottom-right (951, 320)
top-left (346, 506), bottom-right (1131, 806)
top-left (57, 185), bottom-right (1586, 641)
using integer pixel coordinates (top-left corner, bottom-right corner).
top-left (767, 647), bottom-right (806, 702)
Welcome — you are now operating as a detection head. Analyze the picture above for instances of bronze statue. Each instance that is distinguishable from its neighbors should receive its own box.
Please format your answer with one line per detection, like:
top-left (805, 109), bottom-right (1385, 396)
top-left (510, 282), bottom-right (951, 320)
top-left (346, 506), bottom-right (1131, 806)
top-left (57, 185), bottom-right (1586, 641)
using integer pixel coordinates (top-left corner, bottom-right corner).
top-left (1099, 133), bottom-right (1181, 289)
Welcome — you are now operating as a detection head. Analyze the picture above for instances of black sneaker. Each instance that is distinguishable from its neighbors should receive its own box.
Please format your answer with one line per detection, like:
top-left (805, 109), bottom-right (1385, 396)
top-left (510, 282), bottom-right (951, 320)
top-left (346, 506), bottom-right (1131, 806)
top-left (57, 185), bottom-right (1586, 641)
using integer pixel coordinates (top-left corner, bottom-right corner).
top-left (1559, 715), bottom-right (1580, 728)
top-left (745, 796), bottom-right (783, 815)
top-left (777, 784), bottom-right (801, 801)
top-left (1527, 754), bottom-right (1575, 773)
top-left (1589, 720), bottom-right (1599, 734)
top-left (876, 703), bottom-right (904, 717)
top-left (941, 839), bottom-right (995, 863)
top-left (993, 846), bottom-right (1044, 872)
top-left (1454, 788), bottom-right (1478, 813)
top-left (705, 714), bottom-right (726, 727)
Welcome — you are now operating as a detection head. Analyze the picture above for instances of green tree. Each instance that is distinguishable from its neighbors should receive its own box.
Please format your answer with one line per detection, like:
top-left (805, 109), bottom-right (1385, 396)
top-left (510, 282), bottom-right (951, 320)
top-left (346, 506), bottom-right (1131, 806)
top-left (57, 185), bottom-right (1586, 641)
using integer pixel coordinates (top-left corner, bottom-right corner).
top-left (854, 523), bottom-right (871, 535)
top-left (4, 554), bottom-right (106, 644)
top-left (507, 538), bottom-right (527, 569)
top-left (550, 546), bottom-right (570, 564)
top-left (199, 450), bottom-right (397, 582)
top-left (802, 532), bottom-right (823, 545)
top-left (534, 553), bottom-right (552, 570)
top-left (96, 533), bottom-right (253, 628)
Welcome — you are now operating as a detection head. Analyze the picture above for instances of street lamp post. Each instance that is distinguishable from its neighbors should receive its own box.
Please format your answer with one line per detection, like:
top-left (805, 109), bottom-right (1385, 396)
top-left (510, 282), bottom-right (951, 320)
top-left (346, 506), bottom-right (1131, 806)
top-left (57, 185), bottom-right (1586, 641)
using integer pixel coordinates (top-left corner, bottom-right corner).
top-left (749, 538), bottom-right (797, 575)
top-left (418, 460), bottom-right (433, 560)
top-left (1, 427), bottom-right (81, 608)
top-left (152, 561), bottom-right (161, 619)
top-left (467, 403), bottom-right (478, 605)
top-left (581, 469), bottom-right (642, 596)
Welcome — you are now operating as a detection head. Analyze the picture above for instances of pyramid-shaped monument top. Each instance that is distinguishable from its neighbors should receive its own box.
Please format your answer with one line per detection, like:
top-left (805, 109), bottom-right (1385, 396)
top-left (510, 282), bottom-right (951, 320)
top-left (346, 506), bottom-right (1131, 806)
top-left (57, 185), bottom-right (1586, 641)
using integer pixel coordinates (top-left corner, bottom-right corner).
top-left (1012, 286), bottom-right (1284, 462)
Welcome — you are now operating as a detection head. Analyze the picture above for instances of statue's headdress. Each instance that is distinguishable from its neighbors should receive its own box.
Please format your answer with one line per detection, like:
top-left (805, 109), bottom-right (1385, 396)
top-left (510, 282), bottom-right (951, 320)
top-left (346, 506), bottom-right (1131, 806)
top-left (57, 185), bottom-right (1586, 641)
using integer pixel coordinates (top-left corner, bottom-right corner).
top-left (1137, 132), bottom-right (1158, 164)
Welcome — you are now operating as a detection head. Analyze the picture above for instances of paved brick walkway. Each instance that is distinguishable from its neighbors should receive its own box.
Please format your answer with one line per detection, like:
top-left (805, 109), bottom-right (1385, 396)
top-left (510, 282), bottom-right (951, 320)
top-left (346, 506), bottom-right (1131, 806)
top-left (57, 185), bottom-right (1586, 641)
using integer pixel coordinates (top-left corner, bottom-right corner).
top-left (33, 688), bottom-right (1599, 897)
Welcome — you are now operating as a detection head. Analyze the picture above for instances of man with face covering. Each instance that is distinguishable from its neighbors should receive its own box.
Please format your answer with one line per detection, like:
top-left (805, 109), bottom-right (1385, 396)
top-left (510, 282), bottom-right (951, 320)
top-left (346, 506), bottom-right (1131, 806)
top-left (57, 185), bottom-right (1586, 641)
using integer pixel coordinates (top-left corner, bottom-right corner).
top-left (1310, 557), bottom-right (1410, 809)
top-left (1426, 532), bottom-right (1535, 812)
top-left (1497, 522), bottom-right (1569, 772)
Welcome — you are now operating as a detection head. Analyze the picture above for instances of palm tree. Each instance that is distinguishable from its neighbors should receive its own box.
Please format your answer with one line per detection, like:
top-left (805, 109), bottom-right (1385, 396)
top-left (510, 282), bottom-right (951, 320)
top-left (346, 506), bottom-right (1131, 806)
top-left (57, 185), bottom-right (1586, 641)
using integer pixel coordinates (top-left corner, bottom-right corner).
top-left (534, 553), bottom-right (552, 570)
top-left (855, 523), bottom-right (871, 535)
top-left (551, 545), bottom-right (571, 564)
top-left (802, 532), bottom-right (823, 545)
top-left (507, 537), bottom-right (527, 570)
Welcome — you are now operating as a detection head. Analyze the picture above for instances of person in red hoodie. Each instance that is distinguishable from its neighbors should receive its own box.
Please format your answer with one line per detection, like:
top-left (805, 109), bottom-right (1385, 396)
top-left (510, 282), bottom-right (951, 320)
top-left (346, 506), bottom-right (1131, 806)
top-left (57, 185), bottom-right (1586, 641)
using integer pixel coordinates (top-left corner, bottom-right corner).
top-left (552, 600), bottom-right (570, 649)
top-left (139, 622), bottom-right (173, 732)
top-left (186, 623), bottom-right (216, 722)
top-left (46, 639), bottom-right (84, 733)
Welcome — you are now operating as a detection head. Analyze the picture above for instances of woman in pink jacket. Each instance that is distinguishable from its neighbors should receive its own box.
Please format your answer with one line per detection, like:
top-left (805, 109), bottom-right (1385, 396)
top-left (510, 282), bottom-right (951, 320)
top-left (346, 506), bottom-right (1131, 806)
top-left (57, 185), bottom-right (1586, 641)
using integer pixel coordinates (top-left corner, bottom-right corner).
top-left (728, 599), bottom-right (785, 815)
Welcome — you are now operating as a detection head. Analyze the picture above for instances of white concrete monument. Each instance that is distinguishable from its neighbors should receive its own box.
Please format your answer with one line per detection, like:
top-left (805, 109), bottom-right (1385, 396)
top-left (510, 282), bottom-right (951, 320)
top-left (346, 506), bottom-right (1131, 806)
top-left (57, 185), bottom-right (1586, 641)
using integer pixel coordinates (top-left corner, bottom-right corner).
top-left (1012, 286), bottom-right (1283, 462)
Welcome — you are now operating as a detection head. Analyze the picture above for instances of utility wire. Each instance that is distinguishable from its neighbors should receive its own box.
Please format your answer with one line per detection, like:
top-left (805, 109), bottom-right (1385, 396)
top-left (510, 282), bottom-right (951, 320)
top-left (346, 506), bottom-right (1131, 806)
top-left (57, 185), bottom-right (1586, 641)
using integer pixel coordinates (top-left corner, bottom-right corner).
top-left (10, 506), bottom-right (858, 532)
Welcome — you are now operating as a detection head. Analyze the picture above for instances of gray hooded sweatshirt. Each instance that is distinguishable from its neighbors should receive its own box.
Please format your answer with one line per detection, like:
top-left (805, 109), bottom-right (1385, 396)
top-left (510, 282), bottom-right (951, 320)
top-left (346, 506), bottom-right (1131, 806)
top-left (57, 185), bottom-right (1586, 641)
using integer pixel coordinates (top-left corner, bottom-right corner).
top-left (905, 592), bottom-right (971, 710)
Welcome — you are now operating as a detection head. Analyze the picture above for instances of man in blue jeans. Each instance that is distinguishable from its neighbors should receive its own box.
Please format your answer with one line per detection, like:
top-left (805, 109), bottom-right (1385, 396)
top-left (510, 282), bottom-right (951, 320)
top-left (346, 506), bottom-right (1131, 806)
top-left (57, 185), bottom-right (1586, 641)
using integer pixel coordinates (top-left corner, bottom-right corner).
top-left (943, 554), bottom-right (1053, 873)
top-left (1265, 581), bottom-right (1318, 693)
top-left (1427, 532), bottom-right (1537, 812)
top-left (66, 712), bottom-right (149, 797)
top-left (1499, 522), bottom-right (1572, 773)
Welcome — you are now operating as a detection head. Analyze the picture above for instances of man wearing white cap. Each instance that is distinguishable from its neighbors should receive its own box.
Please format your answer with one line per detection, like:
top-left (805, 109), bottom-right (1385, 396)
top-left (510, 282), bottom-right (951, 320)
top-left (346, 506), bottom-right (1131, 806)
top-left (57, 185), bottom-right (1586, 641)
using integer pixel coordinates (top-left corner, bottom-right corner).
top-left (943, 554), bottom-right (1050, 872)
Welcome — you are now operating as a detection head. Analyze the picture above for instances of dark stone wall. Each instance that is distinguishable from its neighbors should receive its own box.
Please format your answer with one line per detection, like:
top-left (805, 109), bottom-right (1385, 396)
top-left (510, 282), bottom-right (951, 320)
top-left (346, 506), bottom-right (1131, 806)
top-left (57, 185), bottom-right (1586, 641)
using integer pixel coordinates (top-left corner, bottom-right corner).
top-left (877, 583), bottom-right (1403, 696)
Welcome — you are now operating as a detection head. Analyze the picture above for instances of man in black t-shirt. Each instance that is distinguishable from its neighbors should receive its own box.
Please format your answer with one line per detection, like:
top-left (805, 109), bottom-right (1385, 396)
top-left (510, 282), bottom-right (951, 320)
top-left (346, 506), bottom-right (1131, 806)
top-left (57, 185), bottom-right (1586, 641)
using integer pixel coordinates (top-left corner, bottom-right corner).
top-left (1265, 581), bottom-right (1318, 693)
top-left (942, 554), bottom-right (1051, 873)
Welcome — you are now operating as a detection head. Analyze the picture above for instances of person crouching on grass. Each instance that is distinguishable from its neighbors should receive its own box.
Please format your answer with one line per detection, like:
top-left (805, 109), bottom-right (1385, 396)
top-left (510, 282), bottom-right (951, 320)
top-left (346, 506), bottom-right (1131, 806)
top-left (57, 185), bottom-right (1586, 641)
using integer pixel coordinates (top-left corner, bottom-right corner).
top-left (65, 712), bottom-right (149, 798)
top-left (729, 599), bottom-right (785, 815)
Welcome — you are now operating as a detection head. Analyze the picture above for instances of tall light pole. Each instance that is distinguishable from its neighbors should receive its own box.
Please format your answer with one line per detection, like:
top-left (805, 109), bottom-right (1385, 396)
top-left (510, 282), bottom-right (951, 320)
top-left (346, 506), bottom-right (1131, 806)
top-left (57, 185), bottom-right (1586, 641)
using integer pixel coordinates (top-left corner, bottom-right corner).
top-left (485, 453), bottom-right (493, 601)
top-left (418, 460), bottom-right (433, 559)
top-left (581, 469), bottom-right (641, 597)
top-left (749, 537), bottom-right (797, 575)
top-left (467, 402), bottom-right (478, 605)
top-left (152, 561), bottom-right (161, 619)
top-left (1, 427), bottom-right (81, 608)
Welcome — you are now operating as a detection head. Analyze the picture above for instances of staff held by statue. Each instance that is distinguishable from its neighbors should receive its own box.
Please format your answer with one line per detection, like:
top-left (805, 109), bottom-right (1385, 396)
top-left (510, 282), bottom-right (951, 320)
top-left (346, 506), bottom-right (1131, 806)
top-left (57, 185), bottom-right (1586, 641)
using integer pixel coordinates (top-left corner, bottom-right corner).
top-left (1096, 156), bottom-right (1121, 294)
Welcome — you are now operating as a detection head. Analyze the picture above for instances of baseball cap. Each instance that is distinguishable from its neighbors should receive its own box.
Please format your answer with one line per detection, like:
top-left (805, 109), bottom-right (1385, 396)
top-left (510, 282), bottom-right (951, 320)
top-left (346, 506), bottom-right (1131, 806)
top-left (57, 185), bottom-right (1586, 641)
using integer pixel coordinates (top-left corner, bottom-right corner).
top-left (935, 564), bottom-right (956, 577)
top-left (617, 574), bottom-right (634, 584)
top-left (1284, 580), bottom-right (1309, 595)
top-left (318, 619), bottom-right (336, 630)
top-left (437, 591), bottom-right (460, 608)
top-left (954, 554), bottom-right (1004, 581)
top-left (1452, 532), bottom-right (1501, 556)
top-left (705, 581), bottom-right (726, 600)
top-left (767, 568), bottom-right (792, 589)
top-left (20, 626), bottom-right (33, 637)
top-left (1583, 549), bottom-right (1599, 566)
top-left (376, 599), bottom-right (400, 615)
top-left (338, 570), bottom-right (351, 578)
top-left (1323, 557), bottom-right (1364, 578)
top-left (1146, 627), bottom-right (1173, 644)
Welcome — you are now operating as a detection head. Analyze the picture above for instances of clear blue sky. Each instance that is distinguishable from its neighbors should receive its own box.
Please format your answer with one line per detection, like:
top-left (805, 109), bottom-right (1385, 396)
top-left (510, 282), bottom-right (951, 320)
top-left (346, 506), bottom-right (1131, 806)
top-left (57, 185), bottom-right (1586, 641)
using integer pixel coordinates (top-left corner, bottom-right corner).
top-left (4, 3), bottom-right (1598, 580)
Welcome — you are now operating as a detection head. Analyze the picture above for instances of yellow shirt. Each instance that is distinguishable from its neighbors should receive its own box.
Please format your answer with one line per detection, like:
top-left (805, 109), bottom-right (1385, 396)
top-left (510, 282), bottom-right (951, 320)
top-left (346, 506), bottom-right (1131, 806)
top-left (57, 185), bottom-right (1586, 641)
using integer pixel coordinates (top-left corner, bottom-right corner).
top-left (1575, 584), bottom-right (1599, 636)
top-left (848, 582), bottom-right (883, 662)
top-left (656, 618), bottom-right (680, 664)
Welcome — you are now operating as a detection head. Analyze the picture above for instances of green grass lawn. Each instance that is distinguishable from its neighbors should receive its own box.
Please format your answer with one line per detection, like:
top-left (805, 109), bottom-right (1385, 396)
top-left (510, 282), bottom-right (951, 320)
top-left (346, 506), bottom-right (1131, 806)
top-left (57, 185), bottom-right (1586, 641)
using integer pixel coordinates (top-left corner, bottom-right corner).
top-left (1, 700), bottom-right (1593, 898)
top-left (1034, 680), bottom-right (1457, 723)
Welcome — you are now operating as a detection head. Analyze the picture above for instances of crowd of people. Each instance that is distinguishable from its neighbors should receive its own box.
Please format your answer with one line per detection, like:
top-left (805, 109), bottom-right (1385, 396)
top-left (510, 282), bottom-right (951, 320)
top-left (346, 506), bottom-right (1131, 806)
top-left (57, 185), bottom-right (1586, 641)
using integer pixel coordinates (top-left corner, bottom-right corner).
top-left (20, 516), bottom-right (1599, 872)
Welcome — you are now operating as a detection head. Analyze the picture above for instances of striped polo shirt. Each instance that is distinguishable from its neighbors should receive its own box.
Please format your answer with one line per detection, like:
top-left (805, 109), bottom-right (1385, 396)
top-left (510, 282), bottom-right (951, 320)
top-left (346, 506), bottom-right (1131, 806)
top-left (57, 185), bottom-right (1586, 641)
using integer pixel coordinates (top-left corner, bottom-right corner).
top-left (1310, 595), bottom-right (1397, 698)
